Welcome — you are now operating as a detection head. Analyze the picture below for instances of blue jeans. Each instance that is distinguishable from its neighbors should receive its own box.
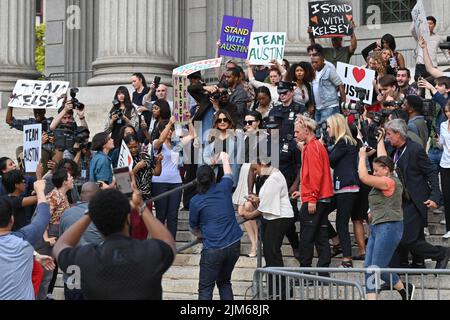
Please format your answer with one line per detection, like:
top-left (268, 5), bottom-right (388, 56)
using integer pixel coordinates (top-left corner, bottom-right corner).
top-left (428, 148), bottom-right (443, 174)
top-left (315, 106), bottom-right (340, 124)
top-left (198, 241), bottom-right (241, 300)
top-left (152, 182), bottom-right (182, 239)
top-left (364, 221), bottom-right (403, 293)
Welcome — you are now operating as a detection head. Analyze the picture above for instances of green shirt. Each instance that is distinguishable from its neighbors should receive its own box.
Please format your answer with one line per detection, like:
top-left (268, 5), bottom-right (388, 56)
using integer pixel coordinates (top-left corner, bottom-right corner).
top-left (368, 176), bottom-right (403, 225)
top-left (323, 46), bottom-right (352, 66)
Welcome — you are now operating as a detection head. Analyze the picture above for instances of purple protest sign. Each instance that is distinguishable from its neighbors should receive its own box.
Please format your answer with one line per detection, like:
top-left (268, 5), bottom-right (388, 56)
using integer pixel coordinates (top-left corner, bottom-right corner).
top-left (219, 15), bottom-right (254, 59)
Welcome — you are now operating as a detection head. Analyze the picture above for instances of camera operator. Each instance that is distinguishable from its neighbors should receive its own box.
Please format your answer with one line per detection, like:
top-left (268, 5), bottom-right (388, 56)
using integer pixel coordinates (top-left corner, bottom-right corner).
top-left (377, 75), bottom-right (402, 104)
top-left (107, 86), bottom-right (139, 150)
top-left (73, 137), bottom-right (92, 189)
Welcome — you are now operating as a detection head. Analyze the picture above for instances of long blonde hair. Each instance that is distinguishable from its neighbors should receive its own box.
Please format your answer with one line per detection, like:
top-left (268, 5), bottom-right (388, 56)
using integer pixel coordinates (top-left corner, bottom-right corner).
top-left (326, 114), bottom-right (357, 146)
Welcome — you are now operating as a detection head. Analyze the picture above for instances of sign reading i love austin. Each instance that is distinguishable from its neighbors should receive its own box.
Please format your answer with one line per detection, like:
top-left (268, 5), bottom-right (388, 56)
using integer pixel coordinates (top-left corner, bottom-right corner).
top-left (337, 62), bottom-right (376, 104)
top-left (219, 16), bottom-right (254, 59)
top-left (309, 1), bottom-right (353, 38)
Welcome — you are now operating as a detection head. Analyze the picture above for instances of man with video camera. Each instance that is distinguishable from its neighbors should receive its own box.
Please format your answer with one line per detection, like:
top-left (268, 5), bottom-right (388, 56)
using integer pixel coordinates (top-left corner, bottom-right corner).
top-left (404, 95), bottom-right (429, 150)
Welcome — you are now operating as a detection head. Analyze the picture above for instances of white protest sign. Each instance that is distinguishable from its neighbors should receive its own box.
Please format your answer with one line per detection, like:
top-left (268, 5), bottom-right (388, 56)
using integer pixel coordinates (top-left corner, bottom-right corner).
top-left (247, 32), bottom-right (286, 65)
top-left (8, 80), bottom-right (69, 109)
top-left (336, 62), bottom-right (376, 104)
top-left (117, 140), bottom-right (134, 171)
top-left (173, 58), bottom-right (223, 77)
top-left (411, 0), bottom-right (430, 42)
top-left (23, 124), bottom-right (42, 173)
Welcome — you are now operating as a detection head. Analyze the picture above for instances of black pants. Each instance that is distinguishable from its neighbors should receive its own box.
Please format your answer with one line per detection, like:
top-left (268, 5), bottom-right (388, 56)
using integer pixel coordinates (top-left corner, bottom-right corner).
top-left (392, 201), bottom-right (447, 266)
top-left (299, 202), bottom-right (331, 267)
top-left (330, 193), bottom-right (358, 258)
top-left (263, 217), bottom-right (294, 300)
top-left (441, 167), bottom-right (450, 232)
top-left (285, 198), bottom-right (300, 251)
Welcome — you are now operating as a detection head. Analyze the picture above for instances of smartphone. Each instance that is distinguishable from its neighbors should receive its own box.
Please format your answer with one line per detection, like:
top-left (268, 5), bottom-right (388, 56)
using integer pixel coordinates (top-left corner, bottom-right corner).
top-left (113, 167), bottom-right (133, 197)
top-left (389, 57), bottom-right (397, 69)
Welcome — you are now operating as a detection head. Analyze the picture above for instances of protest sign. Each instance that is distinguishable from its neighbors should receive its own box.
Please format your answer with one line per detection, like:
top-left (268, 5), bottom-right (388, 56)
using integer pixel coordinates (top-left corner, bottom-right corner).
top-left (219, 15), bottom-right (254, 59)
top-left (173, 76), bottom-right (190, 124)
top-left (411, 0), bottom-right (430, 42)
top-left (8, 80), bottom-right (69, 109)
top-left (23, 124), bottom-right (42, 173)
top-left (336, 62), bottom-right (376, 104)
top-left (172, 58), bottom-right (223, 77)
top-left (117, 140), bottom-right (134, 171)
top-left (309, 1), bottom-right (353, 38)
top-left (247, 32), bottom-right (286, 65)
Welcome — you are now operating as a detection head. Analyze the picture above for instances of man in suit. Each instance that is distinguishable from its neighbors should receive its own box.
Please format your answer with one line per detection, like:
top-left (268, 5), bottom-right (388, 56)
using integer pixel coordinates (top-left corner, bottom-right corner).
top-left (377, 119), bottom-right (450, 269)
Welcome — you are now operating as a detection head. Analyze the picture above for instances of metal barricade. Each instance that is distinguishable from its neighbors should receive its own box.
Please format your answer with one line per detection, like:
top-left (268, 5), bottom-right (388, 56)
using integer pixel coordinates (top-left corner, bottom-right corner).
top-left (253, 267), bottom-right (450, 300)
top-left (253, 267), bottom-right (365, 300)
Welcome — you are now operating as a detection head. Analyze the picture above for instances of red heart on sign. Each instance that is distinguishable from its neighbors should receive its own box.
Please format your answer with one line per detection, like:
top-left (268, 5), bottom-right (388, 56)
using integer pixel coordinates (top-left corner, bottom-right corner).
top-left (352, 67), bottom-right (366, 83)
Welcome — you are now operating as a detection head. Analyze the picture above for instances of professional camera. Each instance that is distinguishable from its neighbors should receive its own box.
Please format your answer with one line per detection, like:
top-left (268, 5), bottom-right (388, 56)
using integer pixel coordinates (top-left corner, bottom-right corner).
top-left (315, 121), bottom-right (333, 147)
top-left (110, 101), bottom-right (124, 124)
top-left (209, 89), bottom-right (227, 101)
top-left (70, 88), bottom-right (85, 111)
top-left (341, 87), bottom-right (367, 114)
top-left (54, 125), bottom-right (90, 152)
top-left (382, 100), bottom-right (404, 108)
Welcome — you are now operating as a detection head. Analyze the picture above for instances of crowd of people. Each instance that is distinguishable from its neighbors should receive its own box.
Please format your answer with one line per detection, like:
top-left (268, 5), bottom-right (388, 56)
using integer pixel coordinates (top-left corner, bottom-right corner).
top-left (2, 16), bottom-right (450, 301)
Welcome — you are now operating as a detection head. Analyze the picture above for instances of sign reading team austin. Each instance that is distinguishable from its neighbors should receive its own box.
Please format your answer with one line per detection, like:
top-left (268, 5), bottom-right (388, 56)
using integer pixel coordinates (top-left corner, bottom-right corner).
top-left (219, 15), bottom-right (254, 59)
top-left (247, 32), bottom-right (286, 65)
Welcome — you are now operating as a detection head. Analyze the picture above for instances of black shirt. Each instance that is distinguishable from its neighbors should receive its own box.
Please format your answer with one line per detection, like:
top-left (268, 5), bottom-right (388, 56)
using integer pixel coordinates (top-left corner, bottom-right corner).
top-left (1, 195), bottom-right (26, 231)
top-left (268, 101), bottom-right (306, 139)
top-left (58, 234), bottom-right (174, 300)
top-left (132, 87), bottom-right (151, 107)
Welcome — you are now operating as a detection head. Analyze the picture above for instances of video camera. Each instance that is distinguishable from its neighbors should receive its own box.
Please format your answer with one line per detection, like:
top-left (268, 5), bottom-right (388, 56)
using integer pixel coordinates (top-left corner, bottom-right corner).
top-left (439, 36), bottom-right (450, 50)
top-left (54, 125), bottom-right (90, 152)
top-left (383, 100), bottom-right (404, 108)
top-left (70, 88), bottom-right (85, 111)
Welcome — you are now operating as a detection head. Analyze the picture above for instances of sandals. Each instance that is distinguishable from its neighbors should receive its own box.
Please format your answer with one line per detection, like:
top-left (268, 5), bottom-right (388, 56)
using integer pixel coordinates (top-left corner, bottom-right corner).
top-left (340, 260), bottom-right (353, 268)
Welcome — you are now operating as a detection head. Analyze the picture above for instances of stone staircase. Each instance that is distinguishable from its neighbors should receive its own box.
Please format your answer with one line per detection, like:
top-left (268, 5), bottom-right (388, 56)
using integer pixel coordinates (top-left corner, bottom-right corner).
top-left (50, 206), bottom-right (450, 300)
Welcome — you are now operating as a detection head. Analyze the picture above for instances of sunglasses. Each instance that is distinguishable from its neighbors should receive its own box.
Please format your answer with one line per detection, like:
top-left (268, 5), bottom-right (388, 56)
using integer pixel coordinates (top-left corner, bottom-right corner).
top-left (244, 120), bottom-right (256, 126)
top-left (216, 118), bottom-right (230, 124)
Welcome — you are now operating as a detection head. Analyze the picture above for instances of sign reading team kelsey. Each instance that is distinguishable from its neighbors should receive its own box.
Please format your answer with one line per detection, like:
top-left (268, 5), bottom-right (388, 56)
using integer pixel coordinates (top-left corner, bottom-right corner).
top-left (336, 62), bottom-right (376, 104)
top-left (8, 80), bottom-right (69, 109)
top-left (247, 32), bottom-right (286, 65)
top-left (309, 1), bottom-right (353, 38)
top-left (173, 76), bottom-right (190, 123)
top-left (172, 58), bottom-right (223, 77)
top-left (219, 15), bottom-right (254, 59)
top-left (23, 124), bottom-right (42, 173)
top-left (411, 0), bottom-right (430, 42)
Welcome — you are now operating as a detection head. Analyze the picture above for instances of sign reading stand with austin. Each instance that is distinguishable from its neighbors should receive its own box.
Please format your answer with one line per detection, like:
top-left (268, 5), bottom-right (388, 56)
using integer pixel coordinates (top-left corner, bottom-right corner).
top-left (219, 15), bottom-right (254, 59)
top-left (309, 1), bottom-right (353, 38)
top-left (247, 32), bottom-right (286, 65)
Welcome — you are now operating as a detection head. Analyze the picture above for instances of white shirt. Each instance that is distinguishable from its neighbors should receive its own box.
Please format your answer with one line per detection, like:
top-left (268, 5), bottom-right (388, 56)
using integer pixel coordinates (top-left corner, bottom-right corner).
top-left (249, 77), bottom-right (279, 103)
top-left (411, 24), bottom-right (443, 66)
top-left (440, 120), bottom-right (450, 168)
top-left (258, 170), bottom-right (294, 221)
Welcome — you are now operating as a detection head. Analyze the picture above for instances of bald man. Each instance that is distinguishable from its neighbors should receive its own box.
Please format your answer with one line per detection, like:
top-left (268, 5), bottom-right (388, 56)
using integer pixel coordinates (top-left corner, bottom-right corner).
top-left (155, 84), bottom-right (174, 113)
top-left (59, 182), bottom-right (103, 300)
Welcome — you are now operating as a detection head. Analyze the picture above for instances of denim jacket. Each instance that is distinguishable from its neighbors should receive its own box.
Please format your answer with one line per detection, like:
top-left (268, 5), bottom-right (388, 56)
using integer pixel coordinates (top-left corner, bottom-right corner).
top-left (315, 64), bottom-right (343, 109)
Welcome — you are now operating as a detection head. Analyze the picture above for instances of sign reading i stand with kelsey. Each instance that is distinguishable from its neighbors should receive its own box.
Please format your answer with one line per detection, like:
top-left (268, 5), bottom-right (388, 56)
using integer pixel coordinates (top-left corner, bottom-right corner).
top-left (336, 62), bottom-right (376, 105)
top-left (219, 15), bottom-right (254, 59)
top-left (308, 1), bottom-right (353, 38)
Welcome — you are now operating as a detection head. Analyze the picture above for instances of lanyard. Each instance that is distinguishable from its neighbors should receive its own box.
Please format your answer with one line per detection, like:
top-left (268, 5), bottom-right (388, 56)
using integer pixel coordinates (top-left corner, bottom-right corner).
top-left (394, 146), bottom-right (407, 165)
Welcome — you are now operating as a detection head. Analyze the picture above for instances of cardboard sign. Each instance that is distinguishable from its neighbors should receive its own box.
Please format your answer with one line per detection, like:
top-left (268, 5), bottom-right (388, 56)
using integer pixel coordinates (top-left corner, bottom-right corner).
top-left (173, 76), bottom-right (190, 124)
top-left (411, 0), bottom-right (430, 42)
top-left (309, 1), bottom-right (353, 38)
top-left (247, 32), bottom-right (286, 65)
top-left (117, 140), bottom-right (134, 171)
top-left (8, 80), bottom-right (69, 109)
top-left (219, 15), bottom-right (254, 59)
top-left (336, 62), bottom-right (376, 104)
top-left (23, 124), bottom-right (42, 173)
top-left (172, 58), bottom-right (223, 77)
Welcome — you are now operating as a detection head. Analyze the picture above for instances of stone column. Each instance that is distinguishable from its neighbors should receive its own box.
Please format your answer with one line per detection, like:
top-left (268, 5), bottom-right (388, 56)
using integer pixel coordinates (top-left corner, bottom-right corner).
top-left (87, 0), bottom-right (179, 86)
top-left (0, 0), bottom-right (40, 104)
top-left (252, 0), bottom-right (311, 62)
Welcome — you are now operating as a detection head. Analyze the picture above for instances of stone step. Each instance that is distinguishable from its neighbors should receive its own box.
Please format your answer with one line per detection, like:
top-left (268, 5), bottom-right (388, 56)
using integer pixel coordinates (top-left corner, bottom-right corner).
top-left (164, 265), bottom-right (255, 282)
top-left (162, 279), bottom-right (253, 298)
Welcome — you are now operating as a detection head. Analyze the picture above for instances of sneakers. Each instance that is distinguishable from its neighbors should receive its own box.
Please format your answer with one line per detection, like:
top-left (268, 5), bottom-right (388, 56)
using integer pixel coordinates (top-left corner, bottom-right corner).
top-left (405, 283), bottom-right (415, 301)
top-left (443, 231), bottom-right (450, 239)
top-left (424, 227), bottom-right (430, 236)
top-left (435, 248), bottom-right (450, 269)
top-left (340, 260), bottom-right (353, 268)
top-left (441, 219), bottom-right (447, 225)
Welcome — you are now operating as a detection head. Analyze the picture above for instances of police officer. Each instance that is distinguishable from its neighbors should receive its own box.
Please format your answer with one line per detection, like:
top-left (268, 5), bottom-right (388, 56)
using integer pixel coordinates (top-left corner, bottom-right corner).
top-left (268, 81), bottom-right (307, 139)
